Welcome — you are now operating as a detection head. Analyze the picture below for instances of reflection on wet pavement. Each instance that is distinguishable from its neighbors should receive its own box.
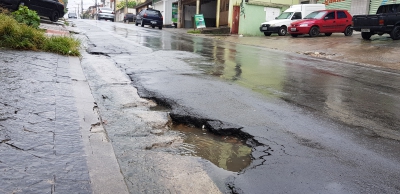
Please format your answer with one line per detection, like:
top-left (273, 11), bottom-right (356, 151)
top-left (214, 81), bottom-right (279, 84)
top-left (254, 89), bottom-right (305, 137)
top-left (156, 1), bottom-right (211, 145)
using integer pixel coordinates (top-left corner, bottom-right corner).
top-left (110, 25), bottom-right (400, 139)
top-left (171, 124), bottom-right (252, 172)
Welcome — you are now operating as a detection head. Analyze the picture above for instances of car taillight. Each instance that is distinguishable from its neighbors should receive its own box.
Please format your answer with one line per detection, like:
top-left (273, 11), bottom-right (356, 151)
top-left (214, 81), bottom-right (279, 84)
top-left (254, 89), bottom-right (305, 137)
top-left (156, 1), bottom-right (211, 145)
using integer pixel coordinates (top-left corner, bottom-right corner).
top-left (99, 10), bottom-right (102, 13)
top-left (161, 16), bottom-right (163, 20)
top-left (112, 11), bottom-right (114, 14)
top-left (143, 13), bottom-right (147, 18)
top-left (379, 19), bottom-right (384, 25)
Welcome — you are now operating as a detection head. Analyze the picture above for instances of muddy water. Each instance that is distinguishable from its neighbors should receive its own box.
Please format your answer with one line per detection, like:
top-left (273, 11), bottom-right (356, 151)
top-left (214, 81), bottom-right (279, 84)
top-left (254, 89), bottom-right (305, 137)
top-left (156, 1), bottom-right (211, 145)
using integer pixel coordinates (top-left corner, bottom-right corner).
top-left (171, 124), bottom-right (252, 172)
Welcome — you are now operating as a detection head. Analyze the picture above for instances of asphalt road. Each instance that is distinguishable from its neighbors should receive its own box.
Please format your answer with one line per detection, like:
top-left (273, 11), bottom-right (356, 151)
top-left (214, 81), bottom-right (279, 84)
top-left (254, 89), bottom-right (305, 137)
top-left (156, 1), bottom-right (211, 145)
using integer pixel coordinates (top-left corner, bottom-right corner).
top-left (72, 19), bottom-right (400, 193)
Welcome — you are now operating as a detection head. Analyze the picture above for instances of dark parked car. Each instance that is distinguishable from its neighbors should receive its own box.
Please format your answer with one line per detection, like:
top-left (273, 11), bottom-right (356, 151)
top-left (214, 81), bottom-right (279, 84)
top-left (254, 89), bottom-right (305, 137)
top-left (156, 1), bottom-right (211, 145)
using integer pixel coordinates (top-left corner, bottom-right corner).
top-left (135, 8), bottom-right (163, 29)
top-left (0, 0), bottom-right (65, 22)
top-left (352, 4), bottom-right (400, 40)
top-left (124, 13), bottom-right (136, 23)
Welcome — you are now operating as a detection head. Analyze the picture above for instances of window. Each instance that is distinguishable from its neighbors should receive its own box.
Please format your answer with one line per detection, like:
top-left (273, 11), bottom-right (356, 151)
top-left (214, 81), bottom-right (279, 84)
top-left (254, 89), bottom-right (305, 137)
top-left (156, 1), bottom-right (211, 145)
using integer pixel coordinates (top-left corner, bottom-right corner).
top-left (337, 11), bottom-right (347, 19)
top-left (292, 12), bottom-right (302, 20)
top-left (325, 12), bottom-right (335, 20)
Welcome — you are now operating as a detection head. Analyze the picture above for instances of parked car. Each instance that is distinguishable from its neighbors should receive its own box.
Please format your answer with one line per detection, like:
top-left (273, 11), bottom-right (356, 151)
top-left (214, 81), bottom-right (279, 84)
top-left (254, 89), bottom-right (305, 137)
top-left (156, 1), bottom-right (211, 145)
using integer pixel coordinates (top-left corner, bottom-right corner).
top-left (352, 3), bottom-right (400, 40)
top-left (260, 4), bottom-right (325, 36)
top-left (0, 0), bottom-right (65, 22)
top-left (288, 10), bottom-right (353, 37)
top-left (124, 13), bottom-right (136, 23)
top-left (135, 8), bottom-right (163, 30)
top-left (68, 12), bottom-right (77, 19)
top-left (98, 7), bottom-right (114, 22)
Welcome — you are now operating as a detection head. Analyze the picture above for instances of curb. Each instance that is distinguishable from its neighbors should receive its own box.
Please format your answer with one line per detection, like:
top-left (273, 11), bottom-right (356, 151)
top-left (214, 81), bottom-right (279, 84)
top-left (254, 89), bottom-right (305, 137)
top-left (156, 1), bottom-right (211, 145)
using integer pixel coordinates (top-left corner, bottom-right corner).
top-left (69, 57), bottom-right (130, 194)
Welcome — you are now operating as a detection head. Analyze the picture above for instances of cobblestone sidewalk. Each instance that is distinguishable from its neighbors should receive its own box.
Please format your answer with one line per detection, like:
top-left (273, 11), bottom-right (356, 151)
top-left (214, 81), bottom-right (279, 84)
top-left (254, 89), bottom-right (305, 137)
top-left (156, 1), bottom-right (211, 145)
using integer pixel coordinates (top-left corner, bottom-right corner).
top-left (0, 50), bottom-right (92, 193)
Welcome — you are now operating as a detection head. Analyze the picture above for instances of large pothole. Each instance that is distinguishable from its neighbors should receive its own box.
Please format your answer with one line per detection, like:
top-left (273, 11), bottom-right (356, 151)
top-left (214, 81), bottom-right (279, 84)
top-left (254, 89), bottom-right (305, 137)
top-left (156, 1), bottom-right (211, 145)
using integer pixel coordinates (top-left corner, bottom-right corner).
top-left (171, 123), bottom-right (252, 172)
top-left (142, 97), bottom-right (255, 172)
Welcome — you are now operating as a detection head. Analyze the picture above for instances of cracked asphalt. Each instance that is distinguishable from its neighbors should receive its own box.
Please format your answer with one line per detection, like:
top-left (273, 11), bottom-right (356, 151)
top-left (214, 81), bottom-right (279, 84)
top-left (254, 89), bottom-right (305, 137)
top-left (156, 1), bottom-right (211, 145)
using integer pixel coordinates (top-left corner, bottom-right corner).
top-left (1, 19), bottom-right (400, 194)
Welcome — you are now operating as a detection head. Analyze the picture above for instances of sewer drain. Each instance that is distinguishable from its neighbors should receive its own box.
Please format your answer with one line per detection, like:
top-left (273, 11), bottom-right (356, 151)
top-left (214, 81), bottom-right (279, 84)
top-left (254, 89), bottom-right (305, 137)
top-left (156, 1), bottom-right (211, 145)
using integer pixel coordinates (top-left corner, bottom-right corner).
top-left (171, 123), bottom-right (252, 172)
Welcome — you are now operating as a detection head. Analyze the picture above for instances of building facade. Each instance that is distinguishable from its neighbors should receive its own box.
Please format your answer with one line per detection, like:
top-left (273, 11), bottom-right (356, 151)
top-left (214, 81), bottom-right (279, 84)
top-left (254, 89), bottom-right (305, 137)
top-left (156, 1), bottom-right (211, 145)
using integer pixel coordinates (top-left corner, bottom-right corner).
top-left (238, 0), bottom-right (300, 36)
top-left (317, 0), bottom-right (400, 15)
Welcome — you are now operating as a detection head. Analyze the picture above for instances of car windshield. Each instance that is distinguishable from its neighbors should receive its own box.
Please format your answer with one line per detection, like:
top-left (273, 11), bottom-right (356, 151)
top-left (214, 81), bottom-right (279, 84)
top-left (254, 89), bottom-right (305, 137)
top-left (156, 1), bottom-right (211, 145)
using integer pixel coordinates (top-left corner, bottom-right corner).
top-left (276, 12), bottom-right (293, 19)
top-left (100, 8), bottom-right (112, 11)
top-left (304, 11), bottom-right (327, 19)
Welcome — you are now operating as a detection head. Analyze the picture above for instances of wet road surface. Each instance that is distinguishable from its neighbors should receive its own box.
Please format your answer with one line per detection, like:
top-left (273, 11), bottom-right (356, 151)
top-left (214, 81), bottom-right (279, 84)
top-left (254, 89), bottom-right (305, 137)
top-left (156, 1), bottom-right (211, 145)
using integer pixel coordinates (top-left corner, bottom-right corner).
top-left (72, 20), bottom-right (400, 193)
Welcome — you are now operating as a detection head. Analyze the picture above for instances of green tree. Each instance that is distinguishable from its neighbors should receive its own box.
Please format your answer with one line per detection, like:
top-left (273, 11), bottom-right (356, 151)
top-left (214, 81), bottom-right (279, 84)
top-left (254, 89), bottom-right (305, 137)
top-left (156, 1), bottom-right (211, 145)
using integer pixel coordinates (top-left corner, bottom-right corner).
top-left (117, 0), bottom-right (137, 10)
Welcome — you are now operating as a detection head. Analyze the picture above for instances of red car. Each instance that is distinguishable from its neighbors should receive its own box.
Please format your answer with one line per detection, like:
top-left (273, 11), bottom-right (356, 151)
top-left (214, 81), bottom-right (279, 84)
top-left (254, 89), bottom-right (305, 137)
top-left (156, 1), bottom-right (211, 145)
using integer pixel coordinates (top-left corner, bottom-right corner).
top-left (288, 10), bottom-right (353, 37)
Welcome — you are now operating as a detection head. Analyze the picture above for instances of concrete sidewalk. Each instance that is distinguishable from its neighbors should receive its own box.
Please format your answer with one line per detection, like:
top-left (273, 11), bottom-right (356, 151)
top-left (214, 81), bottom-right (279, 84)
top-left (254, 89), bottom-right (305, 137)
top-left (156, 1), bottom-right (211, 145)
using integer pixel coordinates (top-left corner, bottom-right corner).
top-left (0, 50), bottom-right (128, 193)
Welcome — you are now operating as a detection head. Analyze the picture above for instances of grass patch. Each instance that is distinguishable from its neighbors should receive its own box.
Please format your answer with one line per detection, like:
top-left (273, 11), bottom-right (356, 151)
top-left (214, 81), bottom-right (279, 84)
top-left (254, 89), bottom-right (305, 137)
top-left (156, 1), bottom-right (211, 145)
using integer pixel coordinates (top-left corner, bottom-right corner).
top-left (187, 29), bottom-right (202, 34)
top-left (0, 13), bottom-right (80, 56)
top-left (42, 36), bottom-right (80, 56)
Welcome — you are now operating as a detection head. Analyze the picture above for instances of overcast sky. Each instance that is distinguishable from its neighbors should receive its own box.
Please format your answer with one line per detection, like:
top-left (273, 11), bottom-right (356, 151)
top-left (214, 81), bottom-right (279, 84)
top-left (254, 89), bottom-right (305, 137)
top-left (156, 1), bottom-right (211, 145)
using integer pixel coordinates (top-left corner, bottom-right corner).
top-left (67, 0), bottom-right (96, 13)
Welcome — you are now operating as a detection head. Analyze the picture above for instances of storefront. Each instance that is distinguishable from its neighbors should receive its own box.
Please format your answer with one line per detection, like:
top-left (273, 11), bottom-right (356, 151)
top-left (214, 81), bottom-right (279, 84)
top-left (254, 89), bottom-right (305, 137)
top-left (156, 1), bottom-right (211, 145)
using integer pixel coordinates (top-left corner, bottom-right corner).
top-left (153, 0), bottom-right (176, 26)
top-left (180, 0), bottom-right (218, 28)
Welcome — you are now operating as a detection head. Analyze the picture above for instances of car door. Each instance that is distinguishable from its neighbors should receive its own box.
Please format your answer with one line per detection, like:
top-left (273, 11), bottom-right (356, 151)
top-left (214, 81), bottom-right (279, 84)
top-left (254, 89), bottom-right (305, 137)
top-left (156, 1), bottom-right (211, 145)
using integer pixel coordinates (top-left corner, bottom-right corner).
top-left (320, 11), bottom-right (336, 33)
top-left (26, 0), bottom-right (45, 16)
top-left (335, 11), bottom-right (350, 32)
top-left (39, 0), bottom-right (57, 16)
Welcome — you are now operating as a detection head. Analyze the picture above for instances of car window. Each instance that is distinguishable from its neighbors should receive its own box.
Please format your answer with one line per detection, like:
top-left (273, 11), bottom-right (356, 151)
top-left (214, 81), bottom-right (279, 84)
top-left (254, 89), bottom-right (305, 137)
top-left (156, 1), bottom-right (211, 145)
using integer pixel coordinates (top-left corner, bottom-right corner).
top-left (292, 12), bottom-right (302, 20)
top-left (276, 12), bottom-right (292, 19)
top-left (325, 12), bottom-right (335, 20)
top-left (146, 10), bottom-right (162, 17)
top-left (304, 11), bottom-right (327, 19)
top-left (337, 11), bottom-right (347, 19)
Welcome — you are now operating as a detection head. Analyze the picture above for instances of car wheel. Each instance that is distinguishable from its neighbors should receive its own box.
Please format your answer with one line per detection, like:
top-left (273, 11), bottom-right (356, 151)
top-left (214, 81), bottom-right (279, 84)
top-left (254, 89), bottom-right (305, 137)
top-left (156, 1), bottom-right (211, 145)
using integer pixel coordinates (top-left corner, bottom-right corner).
top-left (141, 20), bottom-right (144, 27)
top-left (50, 11), bottom-right (59, 22)
top-left (390, 26), bottom-right (400, 40)
top-left (278, 26), bottom-right (287, 36)
top-left (290, 34), bottom-right (298, 37)
top-left (325, 33), bottom-right (332, 36)
top-left (361, 32), bottom-right (372, 40)
top-left (159, 26), bottom-right (162, 30)
top-left (263, 32), bottom-right (272, 36)
top-left (152, 25), bottom-right (155, 28)
top-left (309, 26), bottom-right (319, 37)
top-left (344, 26), bottom-right (353, 36)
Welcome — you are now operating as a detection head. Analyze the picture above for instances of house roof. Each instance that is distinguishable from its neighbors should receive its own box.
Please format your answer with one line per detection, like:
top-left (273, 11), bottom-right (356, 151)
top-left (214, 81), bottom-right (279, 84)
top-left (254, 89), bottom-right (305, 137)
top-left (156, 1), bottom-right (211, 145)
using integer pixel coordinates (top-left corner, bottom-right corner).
top-left (134, 0), bottom-right (153, 9)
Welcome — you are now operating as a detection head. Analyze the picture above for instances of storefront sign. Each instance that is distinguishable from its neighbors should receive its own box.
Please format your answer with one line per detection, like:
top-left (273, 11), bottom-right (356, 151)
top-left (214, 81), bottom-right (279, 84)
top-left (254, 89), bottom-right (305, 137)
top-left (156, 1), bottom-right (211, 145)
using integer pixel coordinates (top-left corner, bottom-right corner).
top-left (324, 0), bottom-right (345, 5)
top-left (194, 14), bottom-right (206, 29)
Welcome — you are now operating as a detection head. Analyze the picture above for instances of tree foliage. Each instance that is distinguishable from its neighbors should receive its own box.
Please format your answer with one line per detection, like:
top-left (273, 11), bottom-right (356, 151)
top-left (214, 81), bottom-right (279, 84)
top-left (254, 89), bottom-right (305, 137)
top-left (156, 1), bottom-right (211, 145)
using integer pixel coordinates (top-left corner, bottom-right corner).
top-left (117, 0), bottom-right (137, 10)
top-left (12, 6), bottom-right (40, 29)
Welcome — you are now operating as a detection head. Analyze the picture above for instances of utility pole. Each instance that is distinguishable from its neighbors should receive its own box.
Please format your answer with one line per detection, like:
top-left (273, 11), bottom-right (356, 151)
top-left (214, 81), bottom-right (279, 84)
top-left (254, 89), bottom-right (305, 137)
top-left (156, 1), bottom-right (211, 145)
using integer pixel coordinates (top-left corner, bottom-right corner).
top-left (95, 0), bottom-right (97, 19)
top-left (81, 0), bottom-right (83, 17)
top-left (125, 0), bottom-right (128, 14)
top-left (77, 4), bottom-right (80, 17)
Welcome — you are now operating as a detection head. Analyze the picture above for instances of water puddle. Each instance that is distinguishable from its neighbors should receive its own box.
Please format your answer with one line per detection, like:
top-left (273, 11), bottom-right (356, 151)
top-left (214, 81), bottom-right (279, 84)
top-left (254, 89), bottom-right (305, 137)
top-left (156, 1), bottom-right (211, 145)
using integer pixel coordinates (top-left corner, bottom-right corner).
top-left (171, 123), bottom-right (252, 172)
top-left (149, 104), bottom-right (170, 112)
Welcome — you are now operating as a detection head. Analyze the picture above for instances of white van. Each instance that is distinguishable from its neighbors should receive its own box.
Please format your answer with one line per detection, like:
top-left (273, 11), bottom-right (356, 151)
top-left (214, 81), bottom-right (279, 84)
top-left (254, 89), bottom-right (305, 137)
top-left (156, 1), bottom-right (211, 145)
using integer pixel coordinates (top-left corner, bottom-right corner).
top-left (259, 4), bottom-right (325, 36)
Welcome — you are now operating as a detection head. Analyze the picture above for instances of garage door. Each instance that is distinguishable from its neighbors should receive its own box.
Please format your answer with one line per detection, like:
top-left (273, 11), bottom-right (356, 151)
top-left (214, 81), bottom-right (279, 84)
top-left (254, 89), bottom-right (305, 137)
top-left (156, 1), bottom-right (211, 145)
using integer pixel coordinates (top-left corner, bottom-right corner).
top-left (264, 7), bottom-right (280, 22)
